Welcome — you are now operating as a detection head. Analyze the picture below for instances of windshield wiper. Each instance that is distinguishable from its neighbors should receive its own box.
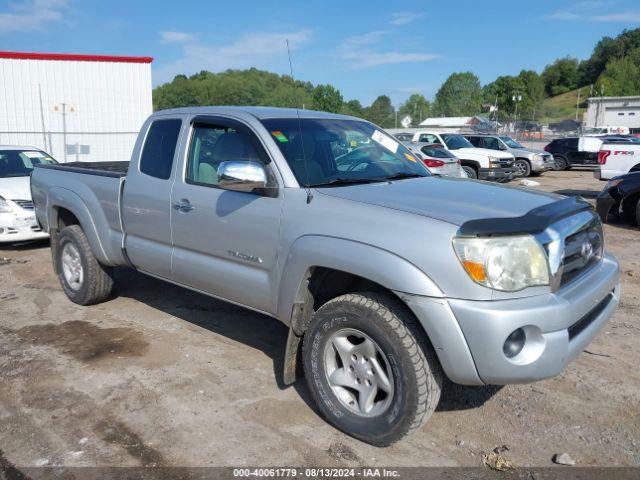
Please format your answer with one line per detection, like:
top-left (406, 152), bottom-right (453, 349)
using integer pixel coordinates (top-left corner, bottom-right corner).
top-left (309, 177), bottom-right (385, 187)
top-left (383, 172), bottom-right (426, 181)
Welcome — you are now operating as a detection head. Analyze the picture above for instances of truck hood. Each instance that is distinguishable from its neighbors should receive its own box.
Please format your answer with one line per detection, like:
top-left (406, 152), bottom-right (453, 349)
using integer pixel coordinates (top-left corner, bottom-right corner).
top-left (0, 176), bottom-right (31, 200)
top-left (510, 147), bottom-right (549, 157)
top-left (451, 147), bottom-right (514, 161)
top-left (317, 177), bottom-right (561, 226)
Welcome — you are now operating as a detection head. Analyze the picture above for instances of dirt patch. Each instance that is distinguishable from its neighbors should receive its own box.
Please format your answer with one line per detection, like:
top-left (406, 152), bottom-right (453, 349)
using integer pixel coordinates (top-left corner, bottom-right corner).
top-left (95, 420), bottom-right (165, 467)
top-left (14, 320), bottom-right (148, 363)
top-left (326, 442), bottom-right (361, 462)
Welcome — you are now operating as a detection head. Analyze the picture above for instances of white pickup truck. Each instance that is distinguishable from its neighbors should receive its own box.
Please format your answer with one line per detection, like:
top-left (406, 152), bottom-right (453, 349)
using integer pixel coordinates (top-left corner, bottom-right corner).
top-left (411, 130), bottom-right (516, 181)
top-left (594, 141), bottom-right (640, 180)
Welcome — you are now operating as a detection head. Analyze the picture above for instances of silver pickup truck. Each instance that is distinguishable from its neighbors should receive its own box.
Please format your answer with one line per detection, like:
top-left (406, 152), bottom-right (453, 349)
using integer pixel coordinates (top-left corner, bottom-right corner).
top-left (31, 107), bottom-right (620, 446)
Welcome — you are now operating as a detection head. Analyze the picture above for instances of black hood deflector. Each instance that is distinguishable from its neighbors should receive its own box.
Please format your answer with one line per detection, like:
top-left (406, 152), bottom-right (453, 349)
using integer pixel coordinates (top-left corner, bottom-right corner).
top-left (458, 196), bottom-right (593, 237)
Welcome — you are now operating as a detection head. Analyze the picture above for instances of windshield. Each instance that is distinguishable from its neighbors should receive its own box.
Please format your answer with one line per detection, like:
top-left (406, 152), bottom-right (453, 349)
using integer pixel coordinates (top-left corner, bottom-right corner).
top-left (439, 134), bottom-right (473, 150)
top-left (0, 150), bottom-right (57, 178)
top-left (499, 136), bottom-right (524, 149)
top-left (260, 118), bottom-right (429, 187)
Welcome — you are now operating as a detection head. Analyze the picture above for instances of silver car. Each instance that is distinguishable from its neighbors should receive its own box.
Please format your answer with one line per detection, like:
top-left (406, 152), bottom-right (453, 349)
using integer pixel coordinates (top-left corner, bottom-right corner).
top-left (465, 134), bottom-right (554, 177)
top-left (406, 142), bottom-right (467, 178)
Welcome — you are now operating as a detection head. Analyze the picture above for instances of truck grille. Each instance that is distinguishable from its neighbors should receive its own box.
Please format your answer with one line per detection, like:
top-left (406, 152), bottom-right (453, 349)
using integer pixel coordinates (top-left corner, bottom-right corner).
top-left (560, 219), bottom-right (603, 286)
top-left (12, 199), bottom-right (34, 210)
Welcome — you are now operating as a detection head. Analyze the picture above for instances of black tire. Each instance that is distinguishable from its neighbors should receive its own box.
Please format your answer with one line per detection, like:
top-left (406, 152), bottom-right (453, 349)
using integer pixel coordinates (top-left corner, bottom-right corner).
top-left (636, 198), bottom-right (640, 227)
top-left (303, 292), bottom-right (442, 446)
top-left (552, 156), bottom-right (568, 171)
top-left (462, 165), bottom-right (477, 179)
top-left (621, 194), bottom-right (639, 224)
top-left (56, 225), bottom-right (114, 305)
top-left (514, 159), bottom-right (531, 177)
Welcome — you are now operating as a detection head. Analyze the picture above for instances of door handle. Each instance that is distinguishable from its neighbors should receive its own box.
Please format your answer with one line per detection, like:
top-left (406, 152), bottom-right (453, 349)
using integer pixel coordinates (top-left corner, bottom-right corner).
top-left (172, 199), bottom-right (194, 213)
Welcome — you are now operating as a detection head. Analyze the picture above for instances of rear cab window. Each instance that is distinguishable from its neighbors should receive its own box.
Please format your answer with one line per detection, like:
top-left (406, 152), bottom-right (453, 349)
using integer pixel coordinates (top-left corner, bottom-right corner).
top-left (139, 119), bottom-right (182, 180)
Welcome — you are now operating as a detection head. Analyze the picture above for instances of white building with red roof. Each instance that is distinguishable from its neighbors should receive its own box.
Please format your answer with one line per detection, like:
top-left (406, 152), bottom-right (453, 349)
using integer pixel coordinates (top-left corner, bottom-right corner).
top-left (0, 51), bottom-right (153, 162)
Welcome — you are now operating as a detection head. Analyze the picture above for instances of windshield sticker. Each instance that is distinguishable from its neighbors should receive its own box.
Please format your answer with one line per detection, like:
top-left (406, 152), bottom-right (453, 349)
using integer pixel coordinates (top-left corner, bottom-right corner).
top-left (404, 153), bottom-right (417, 163)
top-left (371, 130), bottom-right (399, 154)
top-left (271, 131), bottom-right (288, 143)
top-left (24, 151), bottom-right (46, 158)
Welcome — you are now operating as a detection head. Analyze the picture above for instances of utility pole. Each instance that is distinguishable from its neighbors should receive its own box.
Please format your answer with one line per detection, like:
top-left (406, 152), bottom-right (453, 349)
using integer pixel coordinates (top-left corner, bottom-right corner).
top-left (575, 87), bottom-right (581, 122)
top-left (512, 93), bottom-right (522, 139)
top-left (62, 102), bottom-right (68, 163)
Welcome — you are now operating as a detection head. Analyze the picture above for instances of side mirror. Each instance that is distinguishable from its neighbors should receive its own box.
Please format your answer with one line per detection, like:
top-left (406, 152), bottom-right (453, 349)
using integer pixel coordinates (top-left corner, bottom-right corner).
top-left (217, 161), bottom-right (267, 193)
top-left (499, 143), bottom-right (507, 150)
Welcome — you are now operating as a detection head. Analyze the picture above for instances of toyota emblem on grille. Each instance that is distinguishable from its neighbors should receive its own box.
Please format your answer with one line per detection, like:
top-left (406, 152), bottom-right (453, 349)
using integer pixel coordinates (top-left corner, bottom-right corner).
top-left (580, 239), bottom-right (594, 260)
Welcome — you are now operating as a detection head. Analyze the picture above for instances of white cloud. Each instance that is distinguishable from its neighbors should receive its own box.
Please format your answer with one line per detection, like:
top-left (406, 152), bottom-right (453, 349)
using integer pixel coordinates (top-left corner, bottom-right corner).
top-left (390, 12), bottom-right (425, 26)
top-left (155, 29), bottom-right (312, 84)
top-left (343, 50), bottom-right (440, 69)
top-left (590, 12), bottom-right (640, 21)
top-left (339, 29), bottom-right (439, 70)
top-left (160, 31), bottom-right (195, 43)
top-left (0, 0), bottom-right (69, 33)
top-left (546, 1), bottom-right (640, 22)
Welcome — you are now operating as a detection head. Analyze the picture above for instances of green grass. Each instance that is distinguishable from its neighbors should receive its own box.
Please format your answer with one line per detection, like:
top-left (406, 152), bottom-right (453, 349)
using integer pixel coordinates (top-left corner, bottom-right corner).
top-left (538, 88), bottom-right (588, 124)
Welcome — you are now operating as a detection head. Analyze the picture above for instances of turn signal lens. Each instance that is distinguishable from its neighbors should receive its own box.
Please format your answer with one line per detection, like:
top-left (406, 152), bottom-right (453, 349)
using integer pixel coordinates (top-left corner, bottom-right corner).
top-left (462, 260), bottom-right (487, 283)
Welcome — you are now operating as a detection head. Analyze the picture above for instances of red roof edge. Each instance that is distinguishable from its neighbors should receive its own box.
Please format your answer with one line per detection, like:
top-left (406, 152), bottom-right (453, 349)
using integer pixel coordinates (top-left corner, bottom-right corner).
top-left (0, 51), bottom-right (153, 64)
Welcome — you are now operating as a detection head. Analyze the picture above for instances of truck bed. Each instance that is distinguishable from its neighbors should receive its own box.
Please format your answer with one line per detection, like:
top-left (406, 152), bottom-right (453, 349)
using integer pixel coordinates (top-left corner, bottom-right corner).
top-left (36, 161), bottom-right (129, 178)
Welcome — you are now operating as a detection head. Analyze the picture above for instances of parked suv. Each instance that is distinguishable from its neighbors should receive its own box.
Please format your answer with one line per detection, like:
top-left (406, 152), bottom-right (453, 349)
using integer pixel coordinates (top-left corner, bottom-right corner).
top-left (544, 137), bottom-right (599, 170)
top-left (412, 131), bottom-right (516, 181)
top-left (464, 134), bottom-right (553, 177)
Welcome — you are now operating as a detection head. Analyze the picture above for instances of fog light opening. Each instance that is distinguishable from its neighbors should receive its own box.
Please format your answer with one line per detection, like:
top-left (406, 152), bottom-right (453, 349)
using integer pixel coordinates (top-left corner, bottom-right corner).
top-left (503, 328), bottom-right (526, 358)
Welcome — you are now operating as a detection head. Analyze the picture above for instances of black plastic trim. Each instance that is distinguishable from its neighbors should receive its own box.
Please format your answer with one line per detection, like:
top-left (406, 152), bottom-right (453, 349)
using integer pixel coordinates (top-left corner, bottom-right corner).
top-left (458, 196), bottom-right (593, 237)
top-left (34, 162), bottom-right (129, 178)
top-left (568, 292), bottom-right (613, 341)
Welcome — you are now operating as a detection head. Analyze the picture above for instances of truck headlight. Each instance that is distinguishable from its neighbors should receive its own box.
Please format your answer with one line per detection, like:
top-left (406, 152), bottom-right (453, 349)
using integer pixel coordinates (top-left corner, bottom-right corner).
top-left (488, 156), bottom-right (501, 168)
top-left (0, 197), bottom-right (14, 213)
top-left (453, 235), bottom-right (550, 291)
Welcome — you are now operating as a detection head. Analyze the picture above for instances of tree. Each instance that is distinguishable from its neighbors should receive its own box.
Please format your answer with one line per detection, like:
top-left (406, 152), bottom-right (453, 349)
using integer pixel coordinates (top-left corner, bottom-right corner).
top-left (341, 99), bottom-right (365, 118)
top-left (366, 95), bottom-right (395, 127)
top-left (432, 72), bottom-right (482, 116)
top-left (483, 75), bottom-right (528, 122)
top-left (579, 28), bottom-right (640, 85)
top-left (541, 57), bottom-right (580, 96)
top-left (311, 84), bottom-right (344, 113)
top-left (595, 57), bottom-right (640, 96)
top-left (398, 94), bottom-right (430, 126)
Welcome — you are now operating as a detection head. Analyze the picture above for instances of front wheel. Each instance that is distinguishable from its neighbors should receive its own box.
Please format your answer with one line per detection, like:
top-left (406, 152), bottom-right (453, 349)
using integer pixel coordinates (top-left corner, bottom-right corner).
top-left (462, 165), bottom-right (477, 179)
top-left (56, 225), bottom-right (114, 305)
top-left (303, 292), bottom-right (442, 446)
top-left (514, 159), bottom-right (531, 177)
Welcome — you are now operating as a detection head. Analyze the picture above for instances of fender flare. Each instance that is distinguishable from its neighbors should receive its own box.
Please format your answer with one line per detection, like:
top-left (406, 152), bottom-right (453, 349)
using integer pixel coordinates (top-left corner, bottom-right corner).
top-left (47, 187), bottom-right (113, 266)
top-left (276, 235), bottom-right (444, 328)
top-left (459, 159), bottom-right (481, 170)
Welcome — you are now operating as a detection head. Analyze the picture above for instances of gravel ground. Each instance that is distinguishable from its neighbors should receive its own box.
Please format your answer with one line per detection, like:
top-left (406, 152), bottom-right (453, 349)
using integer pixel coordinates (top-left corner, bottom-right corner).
top-left (0, 169), bottom-right (638, 469)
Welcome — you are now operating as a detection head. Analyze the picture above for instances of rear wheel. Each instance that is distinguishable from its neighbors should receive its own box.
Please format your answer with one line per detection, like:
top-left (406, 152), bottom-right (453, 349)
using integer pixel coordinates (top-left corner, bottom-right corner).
top-left (552, 156), bottom-right (568, 171)
top-left (514, 159), bottom-right (531, 177)
top-left (636, 198), bottom-right (640, 227)
top-left (303, 292), bottom-right (442, 446)
top-left (462, 165), bottom-right (477, 179)
top-left (56, 225), bottom-right (114, 305)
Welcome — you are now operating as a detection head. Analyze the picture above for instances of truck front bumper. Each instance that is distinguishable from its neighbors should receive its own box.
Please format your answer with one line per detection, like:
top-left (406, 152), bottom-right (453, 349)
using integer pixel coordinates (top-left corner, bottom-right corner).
top-left (399, 253), bottom-right (620, 386)
top-left (478, 167), bottom-right (517, 182)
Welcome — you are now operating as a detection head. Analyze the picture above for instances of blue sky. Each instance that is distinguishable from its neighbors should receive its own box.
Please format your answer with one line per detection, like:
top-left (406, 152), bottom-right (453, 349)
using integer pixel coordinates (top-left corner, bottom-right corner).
top-left (1, 0), bottom-right (640, 106)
